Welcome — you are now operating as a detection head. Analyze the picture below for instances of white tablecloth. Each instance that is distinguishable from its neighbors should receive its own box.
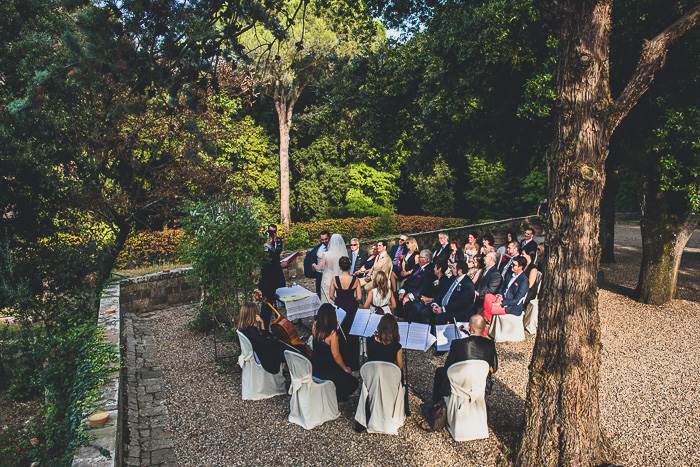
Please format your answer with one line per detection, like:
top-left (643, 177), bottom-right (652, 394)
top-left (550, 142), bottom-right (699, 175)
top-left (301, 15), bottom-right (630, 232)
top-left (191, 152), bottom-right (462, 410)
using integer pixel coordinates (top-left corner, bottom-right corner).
top-left (275, 285), bottom-right (319, 320)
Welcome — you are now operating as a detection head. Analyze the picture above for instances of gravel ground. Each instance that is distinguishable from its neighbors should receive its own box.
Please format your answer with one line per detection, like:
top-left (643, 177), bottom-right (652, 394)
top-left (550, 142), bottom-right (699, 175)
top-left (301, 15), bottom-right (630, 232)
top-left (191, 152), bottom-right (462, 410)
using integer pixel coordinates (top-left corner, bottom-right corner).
top-left (149, 226), bottom-right (700, 466)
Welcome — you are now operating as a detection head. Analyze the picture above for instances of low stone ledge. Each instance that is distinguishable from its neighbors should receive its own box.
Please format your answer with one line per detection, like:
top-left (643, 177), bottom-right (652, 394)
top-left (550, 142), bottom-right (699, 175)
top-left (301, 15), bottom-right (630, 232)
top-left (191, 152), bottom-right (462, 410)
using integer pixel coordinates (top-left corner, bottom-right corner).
top-left (72, 284), bottom-right (121, 467)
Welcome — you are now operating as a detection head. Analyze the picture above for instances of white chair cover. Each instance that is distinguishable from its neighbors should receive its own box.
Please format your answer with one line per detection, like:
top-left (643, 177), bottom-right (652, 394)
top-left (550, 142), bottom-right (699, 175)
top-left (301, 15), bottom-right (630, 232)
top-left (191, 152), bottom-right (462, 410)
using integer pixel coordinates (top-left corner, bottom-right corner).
top-left (354, 361), bottom-right (405, 435)
top-left (284, 350), bottom-right (339, 430)
top-left (523, 271), bottom-right (542, 334)
top-left (236, 331), bottom-right (286, 400)
top-left (444, 360), bottom-right (489, 442)
top-left (488, 312), bottom-right (525, 343)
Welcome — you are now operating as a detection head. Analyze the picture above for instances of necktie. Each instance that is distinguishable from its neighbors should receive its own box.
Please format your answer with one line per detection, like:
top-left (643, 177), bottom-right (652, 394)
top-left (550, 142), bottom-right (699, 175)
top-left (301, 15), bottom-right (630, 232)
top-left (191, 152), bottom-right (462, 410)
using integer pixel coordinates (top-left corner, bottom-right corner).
top-left (442, 277), bottom-right (461, 307)
top-left (351, 252), bottom-right (357, 272)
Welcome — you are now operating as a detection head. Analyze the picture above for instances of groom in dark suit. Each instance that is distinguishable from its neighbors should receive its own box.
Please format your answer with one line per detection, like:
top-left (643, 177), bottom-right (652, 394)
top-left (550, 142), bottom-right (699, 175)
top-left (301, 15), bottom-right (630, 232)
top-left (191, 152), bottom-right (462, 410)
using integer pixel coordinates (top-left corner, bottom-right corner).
top-left (303, 230), bottom-right (330, 297)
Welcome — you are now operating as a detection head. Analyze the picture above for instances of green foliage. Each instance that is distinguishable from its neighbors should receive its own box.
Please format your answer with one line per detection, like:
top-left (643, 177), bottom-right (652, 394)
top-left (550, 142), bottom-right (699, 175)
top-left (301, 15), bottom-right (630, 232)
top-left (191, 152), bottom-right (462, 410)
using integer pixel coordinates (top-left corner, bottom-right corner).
top-left (345, 164), bottom-right (399, 216)
top-left (411, 157), bottom-right (456, 216)
top-left (372, 213), bottom-right (399, 237)
top-left (180, 199), bottom-right (265, 331)
top-left (464, 154), bottom-right (510, 219)
top-left (652, 107), bottom-right (700, 213)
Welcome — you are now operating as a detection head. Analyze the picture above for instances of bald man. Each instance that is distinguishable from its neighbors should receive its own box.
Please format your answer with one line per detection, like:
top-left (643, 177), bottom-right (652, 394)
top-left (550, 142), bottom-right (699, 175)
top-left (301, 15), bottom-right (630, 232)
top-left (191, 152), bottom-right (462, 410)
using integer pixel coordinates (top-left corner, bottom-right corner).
top-left (430, 314), bottom-right (498, 407)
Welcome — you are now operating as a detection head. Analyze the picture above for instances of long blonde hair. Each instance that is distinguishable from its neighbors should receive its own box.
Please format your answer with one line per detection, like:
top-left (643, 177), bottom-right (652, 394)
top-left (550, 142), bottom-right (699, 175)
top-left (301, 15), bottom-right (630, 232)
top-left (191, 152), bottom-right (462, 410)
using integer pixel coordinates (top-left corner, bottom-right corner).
top-left (406, 237), bottom-right (418, 253)
top-left (374, 271), bottom-right (389, 298)
top-left (237, 302), bottom-right (258, 330)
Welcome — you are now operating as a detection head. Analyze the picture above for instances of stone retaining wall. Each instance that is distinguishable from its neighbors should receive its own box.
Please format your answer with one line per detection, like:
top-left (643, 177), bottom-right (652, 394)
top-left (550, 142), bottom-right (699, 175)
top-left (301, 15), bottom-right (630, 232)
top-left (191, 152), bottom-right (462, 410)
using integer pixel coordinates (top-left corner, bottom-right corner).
top-left (120, 268), bottom-right (200, 315)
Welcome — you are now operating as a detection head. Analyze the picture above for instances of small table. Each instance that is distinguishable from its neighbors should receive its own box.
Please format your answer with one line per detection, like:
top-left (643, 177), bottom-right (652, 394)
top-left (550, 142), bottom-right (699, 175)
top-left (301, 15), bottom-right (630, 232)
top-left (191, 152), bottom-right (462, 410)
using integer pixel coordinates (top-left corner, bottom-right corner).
top-left (275, 285), bottom-right (320, 321)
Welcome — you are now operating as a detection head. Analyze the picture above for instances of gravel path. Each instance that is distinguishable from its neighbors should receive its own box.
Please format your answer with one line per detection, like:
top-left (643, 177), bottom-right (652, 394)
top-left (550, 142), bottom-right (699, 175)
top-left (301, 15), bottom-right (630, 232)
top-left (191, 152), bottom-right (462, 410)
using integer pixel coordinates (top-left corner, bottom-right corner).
top-left (148, 228), bottom-right (700, 466)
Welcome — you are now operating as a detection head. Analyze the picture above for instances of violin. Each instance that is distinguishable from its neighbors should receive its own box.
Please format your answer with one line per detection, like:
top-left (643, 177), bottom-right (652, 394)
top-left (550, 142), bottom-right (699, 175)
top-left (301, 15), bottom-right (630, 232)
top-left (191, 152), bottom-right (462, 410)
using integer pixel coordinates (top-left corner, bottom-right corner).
top-left (254, 291), bottom-right (306, 348)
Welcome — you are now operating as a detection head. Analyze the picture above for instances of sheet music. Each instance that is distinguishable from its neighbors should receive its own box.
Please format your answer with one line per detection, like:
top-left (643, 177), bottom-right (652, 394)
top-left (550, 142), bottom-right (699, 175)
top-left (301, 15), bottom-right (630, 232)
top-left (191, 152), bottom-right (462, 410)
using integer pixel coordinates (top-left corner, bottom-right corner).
top-left (349, 309), bottom-right (371, 336)
top-left (436, 322), bottom-right (469, 352)
top-left (405, 322), bottom-right (431, 351)
top-left (335, 308), bottom-right (346, 328)
top-left (424, 333), bottom-right (437, 351)
top-left (363, 313), bottom-right (383, 337)
top-left (398, 322), bottom-right (409, 347)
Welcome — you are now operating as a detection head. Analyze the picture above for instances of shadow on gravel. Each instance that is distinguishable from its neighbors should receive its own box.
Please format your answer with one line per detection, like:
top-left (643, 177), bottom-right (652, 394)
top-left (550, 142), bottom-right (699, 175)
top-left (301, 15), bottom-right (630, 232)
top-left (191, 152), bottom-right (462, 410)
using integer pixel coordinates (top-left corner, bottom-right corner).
top-left (488, 378), bottom-right (525, 461)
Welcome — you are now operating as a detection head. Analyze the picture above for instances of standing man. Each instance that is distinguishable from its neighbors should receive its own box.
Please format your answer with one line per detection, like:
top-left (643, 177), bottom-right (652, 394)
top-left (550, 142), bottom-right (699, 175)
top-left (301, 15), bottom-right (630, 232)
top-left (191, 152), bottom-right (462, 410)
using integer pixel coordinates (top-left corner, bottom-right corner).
top-left (520, 226), bottom-right (538, 256)
top-left (348, 237), bottom-right (367, 275)
top-left (433, 231), bottom-right (450, 263)
top-left (389, 234), bottom-right (408, 275)
top-left (303, 230), bottom-right (330, 297)
top-left (363, 240), bottom-right (392, 291)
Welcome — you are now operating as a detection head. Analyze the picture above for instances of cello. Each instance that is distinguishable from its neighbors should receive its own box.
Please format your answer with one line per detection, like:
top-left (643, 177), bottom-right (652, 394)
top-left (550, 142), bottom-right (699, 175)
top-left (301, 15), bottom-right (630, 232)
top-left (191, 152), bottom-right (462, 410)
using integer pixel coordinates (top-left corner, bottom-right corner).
top-left (254, 290), bottom-right (307, 349)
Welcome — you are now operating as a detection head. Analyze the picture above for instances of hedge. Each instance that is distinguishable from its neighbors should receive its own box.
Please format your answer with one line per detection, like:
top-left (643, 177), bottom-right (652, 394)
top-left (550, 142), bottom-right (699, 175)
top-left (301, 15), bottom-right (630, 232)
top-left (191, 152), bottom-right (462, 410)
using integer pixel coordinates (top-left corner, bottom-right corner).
top-left (115, 227), bottom-right (184, 269)
top-left (115, 215), bottom-right (470, 268)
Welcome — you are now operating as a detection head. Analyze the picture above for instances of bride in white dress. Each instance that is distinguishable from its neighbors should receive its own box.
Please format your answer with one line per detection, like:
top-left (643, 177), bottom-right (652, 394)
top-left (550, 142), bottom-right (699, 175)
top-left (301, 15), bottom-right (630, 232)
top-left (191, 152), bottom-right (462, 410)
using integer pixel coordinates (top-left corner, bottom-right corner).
top-left (319, 234), bottom-right (348, 304)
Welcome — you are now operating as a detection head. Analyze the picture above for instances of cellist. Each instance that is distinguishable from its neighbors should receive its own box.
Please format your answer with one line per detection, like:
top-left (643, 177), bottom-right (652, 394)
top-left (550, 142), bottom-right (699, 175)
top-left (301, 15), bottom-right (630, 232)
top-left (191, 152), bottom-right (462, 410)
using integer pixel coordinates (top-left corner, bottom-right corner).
top-left (237, 302), bottom-right (301, 374)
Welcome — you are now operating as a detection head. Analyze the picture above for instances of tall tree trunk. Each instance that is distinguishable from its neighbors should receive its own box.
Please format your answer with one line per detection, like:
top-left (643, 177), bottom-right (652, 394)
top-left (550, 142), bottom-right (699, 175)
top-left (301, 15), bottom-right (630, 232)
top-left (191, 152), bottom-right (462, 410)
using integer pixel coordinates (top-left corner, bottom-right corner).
top-left (637, 172), bottom-right (699, 304)
top-left (600, 162), bottom-right (618, 263)
top-left (517, 3), bottom-right (614, 464)
top-left (276, 101), bottom-right (293, 227)
top-left (518, 2), bottom-right (700, 465)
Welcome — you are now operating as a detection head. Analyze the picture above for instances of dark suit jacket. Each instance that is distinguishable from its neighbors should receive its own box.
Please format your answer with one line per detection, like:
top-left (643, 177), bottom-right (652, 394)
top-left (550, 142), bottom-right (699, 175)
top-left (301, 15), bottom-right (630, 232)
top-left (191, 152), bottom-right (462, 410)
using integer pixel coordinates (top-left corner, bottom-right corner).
top-left (445, 335), bottom-right (498, 373)
top-left (500, 272), bottom-right (529, 316)
top-left (433, 243), bottom-right (450, 263)
top-left (477, 266), bottom-right (502, 296)
top-left (440, 276), bottom-right (476, 321)
top-left (402, 263), bottom-right (434, 298)
top-left (423, 275), bottom-right (451, 301)
top-left (521, 239), bottom-right (538, 256)
top-left (348, 249), bottom-right (368, 274)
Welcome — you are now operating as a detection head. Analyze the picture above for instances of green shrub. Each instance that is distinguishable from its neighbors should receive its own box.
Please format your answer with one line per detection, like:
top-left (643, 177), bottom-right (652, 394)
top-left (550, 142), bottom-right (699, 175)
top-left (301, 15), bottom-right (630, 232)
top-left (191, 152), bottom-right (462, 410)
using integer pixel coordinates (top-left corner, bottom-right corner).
top-left (180, 199), bottom-right (264, 332)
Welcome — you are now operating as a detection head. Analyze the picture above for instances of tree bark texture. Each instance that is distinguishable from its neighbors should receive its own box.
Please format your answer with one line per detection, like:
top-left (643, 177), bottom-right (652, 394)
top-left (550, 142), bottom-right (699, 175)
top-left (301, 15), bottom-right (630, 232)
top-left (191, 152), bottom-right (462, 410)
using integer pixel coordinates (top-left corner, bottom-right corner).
top-left (517, 2), bottom-right (614, 464)
top-left (599, 163), bottom-right (618, 263)
top-left (637, 172), bottom-right (699, 305)
top-left (519, 2), bottom-right (700, 465)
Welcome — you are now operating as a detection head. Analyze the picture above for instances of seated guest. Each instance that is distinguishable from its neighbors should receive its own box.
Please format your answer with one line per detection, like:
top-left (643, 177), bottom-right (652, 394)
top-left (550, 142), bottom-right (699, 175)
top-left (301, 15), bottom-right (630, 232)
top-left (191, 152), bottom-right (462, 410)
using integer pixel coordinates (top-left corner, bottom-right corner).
top-left (467, 254), bottom-right (484, 284)
top-left (364, 270), bottom-right (396, 314)
top-left (521, 249), bottom-right (542, 306)
top-left (498, 241), bottom-right (522, 290)
top-left (398, 249), bottom-right (434, 306)
top-left (480, 233), bottom-right (496, 255)
top-left (399, 237), bottom-right (419, 283)
top-left (389, 234), bottom-right (409, 275)
top-left (430, 314), bottom-right (497, 408)
top-left (484, 256), bottom-right (529, 324)
top-left (366, 314), bottom-right (403, 368)
top-left (520, 226), bottom-right (538, 256)
top-left (311, 304), bottom-right (359, 402)
top-left (476, 252), bottom-right (502, 298)
top-left (505, 231), bottom-right (518, 246)
top-left (403, 260), bottom-right (449, 320)
top-left (433, 231), bottom-right (450, 263)
top-left (348, 238), bottom-right (368, 275)
top-left (237, 302), bottom-right (289, 374)
top-left (411, 260), bottom-right (476, 325)
top-left (446, 239), bottom-right (463, 278)
top-left (356, 244), bottom-right (379, 277)
top-left (363, 240), bottom-right (392, 291)
top-left (463, 232), bottom-right (480, 263)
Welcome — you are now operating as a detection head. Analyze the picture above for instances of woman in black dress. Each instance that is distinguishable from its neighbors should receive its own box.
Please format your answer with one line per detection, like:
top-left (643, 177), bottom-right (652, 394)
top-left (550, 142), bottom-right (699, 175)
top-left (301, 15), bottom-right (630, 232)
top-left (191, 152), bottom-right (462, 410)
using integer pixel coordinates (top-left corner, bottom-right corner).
top-left (329, 256), bottom-right (362, 370)
top-left (311, 304), bottom-right (359, 401)
top-left (237, 302), bottom-right (287, 374)
top-left (366, 314), bottom-right (403, 368)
